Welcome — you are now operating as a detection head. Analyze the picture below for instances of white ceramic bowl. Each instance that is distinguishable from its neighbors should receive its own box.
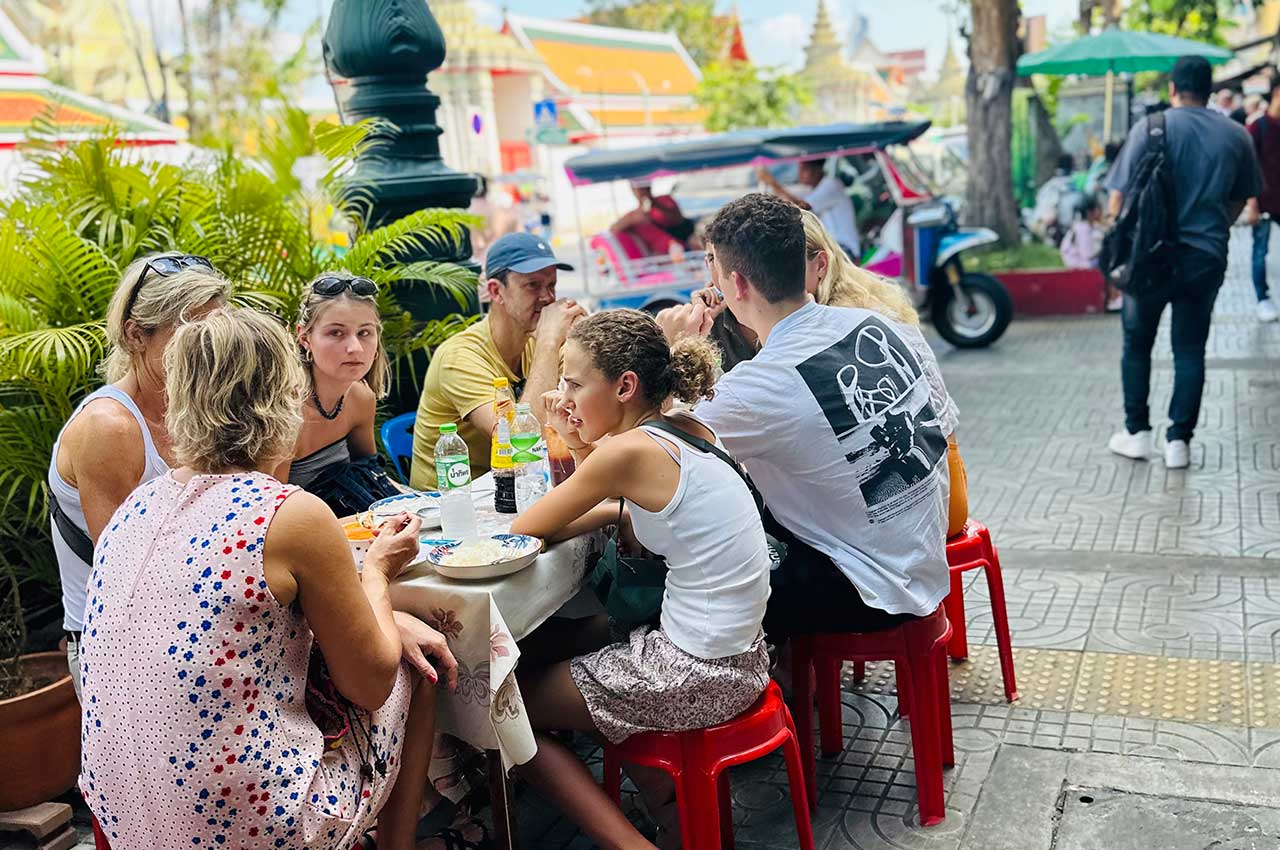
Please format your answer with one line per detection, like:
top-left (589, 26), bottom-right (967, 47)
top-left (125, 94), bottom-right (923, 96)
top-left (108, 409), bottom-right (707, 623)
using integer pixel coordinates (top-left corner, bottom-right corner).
top-left (367, 491), bottom-right (442, 530)
top-left (424, 534), bottom-right (542, 581)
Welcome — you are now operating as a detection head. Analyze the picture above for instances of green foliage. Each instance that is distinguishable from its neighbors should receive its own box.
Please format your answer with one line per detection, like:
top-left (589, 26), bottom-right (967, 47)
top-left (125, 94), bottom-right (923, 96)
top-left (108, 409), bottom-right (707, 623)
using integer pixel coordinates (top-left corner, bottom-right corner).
top-left (965, 241), bottom-right (1065, 273)
top-left (695, 61), bottom-right (812, 132)
top-left (0, 115), bottom-right (480, 640)
top-left (1123, 0), bottom-right (1254, 45)
top-left (584, 0), bottom-right (725, 67)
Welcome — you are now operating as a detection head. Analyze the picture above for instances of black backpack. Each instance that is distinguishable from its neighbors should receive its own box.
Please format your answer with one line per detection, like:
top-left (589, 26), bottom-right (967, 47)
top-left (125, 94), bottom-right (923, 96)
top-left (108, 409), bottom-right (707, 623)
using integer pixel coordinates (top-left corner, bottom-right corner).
top-left (1100, 111), bottom-right (1178, 293)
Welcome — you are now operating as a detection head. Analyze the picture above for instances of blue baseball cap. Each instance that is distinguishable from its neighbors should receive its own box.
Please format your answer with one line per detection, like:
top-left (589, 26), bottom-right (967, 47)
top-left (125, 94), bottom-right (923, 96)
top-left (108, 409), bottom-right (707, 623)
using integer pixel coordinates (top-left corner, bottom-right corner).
top-left (484, 232), bottom-right (574, 278)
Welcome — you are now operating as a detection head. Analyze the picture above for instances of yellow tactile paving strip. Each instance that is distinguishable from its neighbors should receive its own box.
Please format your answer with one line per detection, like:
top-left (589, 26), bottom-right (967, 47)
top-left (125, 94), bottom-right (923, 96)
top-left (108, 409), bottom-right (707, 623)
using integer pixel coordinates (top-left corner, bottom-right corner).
top-left (842, 645), bottom-right (1280, 728)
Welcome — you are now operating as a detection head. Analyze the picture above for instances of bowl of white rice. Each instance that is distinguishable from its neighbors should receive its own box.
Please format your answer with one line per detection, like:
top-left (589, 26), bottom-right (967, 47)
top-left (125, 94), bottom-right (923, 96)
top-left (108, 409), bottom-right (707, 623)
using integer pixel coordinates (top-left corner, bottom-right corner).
top-left (424, 534), bottom-right (542, 580)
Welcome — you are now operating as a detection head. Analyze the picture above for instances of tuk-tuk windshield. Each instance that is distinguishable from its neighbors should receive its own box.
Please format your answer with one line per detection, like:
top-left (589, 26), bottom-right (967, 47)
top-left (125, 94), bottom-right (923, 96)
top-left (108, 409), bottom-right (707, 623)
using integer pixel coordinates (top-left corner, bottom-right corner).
top-left (884, 146), bottom-right (937, 198)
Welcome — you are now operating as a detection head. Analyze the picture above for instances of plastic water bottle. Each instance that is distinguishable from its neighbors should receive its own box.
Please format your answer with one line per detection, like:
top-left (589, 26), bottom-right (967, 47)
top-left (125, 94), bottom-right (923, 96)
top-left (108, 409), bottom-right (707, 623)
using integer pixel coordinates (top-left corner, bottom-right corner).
top-left (435, 423), bottom-right (478, 540)
top-left (512, 403), bottom-right (549, 513)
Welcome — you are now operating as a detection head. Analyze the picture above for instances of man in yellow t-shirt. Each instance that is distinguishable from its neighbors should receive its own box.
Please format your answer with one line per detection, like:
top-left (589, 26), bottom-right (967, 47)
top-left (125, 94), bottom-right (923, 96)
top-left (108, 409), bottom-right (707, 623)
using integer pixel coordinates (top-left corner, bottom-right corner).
top-left (410, 233), bottom-right (585, 487)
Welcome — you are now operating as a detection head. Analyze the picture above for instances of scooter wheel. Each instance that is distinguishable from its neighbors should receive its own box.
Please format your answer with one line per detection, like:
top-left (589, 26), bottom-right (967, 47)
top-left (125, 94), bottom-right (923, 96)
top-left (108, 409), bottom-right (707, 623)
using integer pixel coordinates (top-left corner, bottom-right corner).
top-left (931, 272), bottom-right (1013, 348)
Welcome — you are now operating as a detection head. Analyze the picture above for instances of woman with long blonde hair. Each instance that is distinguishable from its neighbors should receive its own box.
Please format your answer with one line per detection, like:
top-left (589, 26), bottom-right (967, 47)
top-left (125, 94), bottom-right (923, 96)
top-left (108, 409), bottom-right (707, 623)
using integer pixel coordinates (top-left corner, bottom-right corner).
top-left (277, 274), bottom-right (399, 514)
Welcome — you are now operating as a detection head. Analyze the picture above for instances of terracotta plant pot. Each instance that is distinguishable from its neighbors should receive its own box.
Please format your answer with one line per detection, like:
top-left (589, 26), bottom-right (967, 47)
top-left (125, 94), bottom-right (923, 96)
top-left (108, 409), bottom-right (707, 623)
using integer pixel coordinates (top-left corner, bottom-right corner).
top-left (0, 651), bottom-right (79, 812)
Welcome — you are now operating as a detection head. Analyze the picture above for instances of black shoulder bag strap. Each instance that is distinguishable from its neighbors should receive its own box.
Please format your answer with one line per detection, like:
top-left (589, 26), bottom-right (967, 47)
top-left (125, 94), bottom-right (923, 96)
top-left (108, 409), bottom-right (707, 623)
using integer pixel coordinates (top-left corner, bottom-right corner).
top-left (641, 419), bottom-right (765, 516)
top-left (50, 494), bottom-right (95, 565)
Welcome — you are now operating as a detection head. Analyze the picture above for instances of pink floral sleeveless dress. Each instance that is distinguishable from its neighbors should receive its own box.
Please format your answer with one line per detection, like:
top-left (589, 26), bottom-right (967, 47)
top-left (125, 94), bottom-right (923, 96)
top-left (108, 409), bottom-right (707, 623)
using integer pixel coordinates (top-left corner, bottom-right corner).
top-left (79, 472), bottom-right (412, 850)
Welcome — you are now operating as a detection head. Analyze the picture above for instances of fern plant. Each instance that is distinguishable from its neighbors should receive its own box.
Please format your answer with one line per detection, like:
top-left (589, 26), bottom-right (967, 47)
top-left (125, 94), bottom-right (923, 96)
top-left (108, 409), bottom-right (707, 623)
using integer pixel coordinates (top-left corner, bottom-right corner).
top-left (0, 113), bottom-right (480, 666)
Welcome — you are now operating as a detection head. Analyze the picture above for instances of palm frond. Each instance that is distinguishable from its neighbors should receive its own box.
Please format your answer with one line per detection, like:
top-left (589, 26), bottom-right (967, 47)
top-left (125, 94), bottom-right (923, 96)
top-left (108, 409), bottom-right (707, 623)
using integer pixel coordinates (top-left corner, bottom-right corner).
top-left (341, 208), bottom-right (481, 276)
top-left (0, 323), bottom-right (107, 390)
top-left (0, 404), bottom-right (60, 524)
top-left (0, 293), bottom-right (43, 335)
top-left (367, 260), bottom-right (480, 310)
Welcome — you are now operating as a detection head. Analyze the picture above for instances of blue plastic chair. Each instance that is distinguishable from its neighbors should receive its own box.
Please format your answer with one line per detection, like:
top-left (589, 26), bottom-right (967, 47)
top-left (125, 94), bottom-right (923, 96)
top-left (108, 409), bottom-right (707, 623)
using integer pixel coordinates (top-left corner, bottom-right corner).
top-left (380, 412), bottom-right (417, 485)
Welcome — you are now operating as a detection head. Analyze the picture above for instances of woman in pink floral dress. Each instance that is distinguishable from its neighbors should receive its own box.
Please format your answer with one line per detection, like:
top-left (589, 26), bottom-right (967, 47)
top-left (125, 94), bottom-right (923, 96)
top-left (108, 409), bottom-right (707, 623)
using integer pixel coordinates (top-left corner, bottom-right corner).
top-left (79, 308), bottom-right (457, 850)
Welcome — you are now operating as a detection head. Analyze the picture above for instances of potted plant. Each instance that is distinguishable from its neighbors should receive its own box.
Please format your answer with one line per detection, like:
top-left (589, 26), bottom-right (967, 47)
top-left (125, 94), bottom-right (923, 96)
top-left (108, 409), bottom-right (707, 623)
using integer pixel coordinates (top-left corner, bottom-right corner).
top-left (0, 557), bottom-right (80, 812)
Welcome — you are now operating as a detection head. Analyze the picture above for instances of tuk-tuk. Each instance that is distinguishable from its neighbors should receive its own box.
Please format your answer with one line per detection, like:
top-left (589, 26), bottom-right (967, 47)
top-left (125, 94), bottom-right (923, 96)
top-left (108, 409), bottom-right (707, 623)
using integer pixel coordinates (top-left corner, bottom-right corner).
top-left (563, 120), bottom-right (1013, 348)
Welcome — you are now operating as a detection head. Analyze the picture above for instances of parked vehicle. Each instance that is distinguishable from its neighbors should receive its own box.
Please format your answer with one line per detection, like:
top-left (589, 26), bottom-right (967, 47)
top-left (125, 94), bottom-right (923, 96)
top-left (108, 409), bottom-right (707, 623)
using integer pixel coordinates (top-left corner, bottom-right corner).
top-left (563, 120), bottom-right (1013, 348)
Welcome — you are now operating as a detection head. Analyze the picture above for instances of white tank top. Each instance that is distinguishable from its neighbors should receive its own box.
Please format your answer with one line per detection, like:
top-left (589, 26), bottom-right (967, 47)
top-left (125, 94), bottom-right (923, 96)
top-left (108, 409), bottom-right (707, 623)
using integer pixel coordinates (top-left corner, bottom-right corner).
top-left (48, 385), bottom-right (169, 632)
top-left (628, 417), bottom-right (771, 660)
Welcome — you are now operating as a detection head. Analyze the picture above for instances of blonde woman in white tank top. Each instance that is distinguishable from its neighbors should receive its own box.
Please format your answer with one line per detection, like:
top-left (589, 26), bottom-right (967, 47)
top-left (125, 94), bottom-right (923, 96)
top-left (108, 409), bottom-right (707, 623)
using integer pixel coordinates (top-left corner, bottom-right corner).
top-left (510, 310), bottom-right (771, 850)
top-left (48, 255), bottom-right (230, 695)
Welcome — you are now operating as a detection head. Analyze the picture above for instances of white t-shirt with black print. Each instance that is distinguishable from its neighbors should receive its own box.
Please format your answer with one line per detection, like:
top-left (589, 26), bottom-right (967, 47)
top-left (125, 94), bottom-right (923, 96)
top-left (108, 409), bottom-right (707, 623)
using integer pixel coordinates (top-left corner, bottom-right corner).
top-left (695, 301), bottom-right (957, 616)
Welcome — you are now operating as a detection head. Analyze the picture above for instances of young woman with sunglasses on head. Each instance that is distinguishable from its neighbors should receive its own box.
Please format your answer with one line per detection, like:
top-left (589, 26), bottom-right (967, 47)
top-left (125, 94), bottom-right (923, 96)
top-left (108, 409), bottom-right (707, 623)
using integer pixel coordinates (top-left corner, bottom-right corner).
top-left (277, 274), bottom-right (400, 514)
top-left (48, 253), bottom-right (230, 697)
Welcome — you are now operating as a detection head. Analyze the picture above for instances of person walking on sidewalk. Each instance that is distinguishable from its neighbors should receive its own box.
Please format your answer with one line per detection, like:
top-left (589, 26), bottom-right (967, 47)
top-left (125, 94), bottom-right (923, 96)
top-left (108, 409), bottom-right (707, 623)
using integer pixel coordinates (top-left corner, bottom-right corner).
top-left (1246, 80), bottom-right (1280, 324)
top-left (1105, 56), bottom-right (1262, 469)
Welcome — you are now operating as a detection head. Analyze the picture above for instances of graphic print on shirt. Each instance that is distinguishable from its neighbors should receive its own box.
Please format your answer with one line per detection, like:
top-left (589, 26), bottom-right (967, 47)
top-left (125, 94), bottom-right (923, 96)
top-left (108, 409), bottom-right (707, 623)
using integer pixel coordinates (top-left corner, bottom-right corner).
top-left (794, 316), bottom-right (946, 520)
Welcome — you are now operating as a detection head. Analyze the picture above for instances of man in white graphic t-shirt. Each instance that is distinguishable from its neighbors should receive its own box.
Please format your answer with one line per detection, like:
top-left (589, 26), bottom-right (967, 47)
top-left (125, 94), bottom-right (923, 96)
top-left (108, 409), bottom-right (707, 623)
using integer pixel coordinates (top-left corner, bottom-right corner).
top-left (658, 192), bottom-right (955, 638)
top-left (758, 158), bottom-right (861, 260)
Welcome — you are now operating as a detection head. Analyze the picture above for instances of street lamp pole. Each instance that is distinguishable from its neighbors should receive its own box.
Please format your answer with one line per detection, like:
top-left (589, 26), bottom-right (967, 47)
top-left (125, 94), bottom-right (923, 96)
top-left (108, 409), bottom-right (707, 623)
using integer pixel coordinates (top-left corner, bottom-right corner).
top-left (323, 0), bottom-right (481, 412)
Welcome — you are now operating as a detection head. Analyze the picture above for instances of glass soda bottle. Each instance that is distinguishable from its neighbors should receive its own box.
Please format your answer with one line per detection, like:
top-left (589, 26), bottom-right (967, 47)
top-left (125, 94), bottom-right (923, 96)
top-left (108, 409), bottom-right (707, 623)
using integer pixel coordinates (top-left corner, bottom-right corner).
top-left (490, 377), bottom-right (518, 513)
top-left (434, 423), bottom-right (478, 540)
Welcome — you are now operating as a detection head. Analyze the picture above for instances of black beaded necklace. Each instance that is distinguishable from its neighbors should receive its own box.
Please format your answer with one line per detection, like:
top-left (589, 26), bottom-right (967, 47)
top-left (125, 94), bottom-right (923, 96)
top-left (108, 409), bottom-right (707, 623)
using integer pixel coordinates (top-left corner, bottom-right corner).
top-left (312, 391), bottom-right (345, 420)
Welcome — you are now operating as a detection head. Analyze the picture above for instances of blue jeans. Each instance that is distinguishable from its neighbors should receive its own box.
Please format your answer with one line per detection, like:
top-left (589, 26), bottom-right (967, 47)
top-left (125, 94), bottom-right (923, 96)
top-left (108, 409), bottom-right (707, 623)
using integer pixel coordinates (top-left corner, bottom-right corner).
top-left (1121, 248), bottom-right (1225, 442)
top-left (1253, 219), bottom-right (1272, 301)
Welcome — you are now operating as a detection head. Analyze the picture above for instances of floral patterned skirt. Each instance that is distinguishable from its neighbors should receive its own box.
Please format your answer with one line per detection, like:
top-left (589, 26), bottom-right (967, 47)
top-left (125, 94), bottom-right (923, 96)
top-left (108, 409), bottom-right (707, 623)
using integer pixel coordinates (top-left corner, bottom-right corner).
top-left (570, 626), bottom-right (770, 744)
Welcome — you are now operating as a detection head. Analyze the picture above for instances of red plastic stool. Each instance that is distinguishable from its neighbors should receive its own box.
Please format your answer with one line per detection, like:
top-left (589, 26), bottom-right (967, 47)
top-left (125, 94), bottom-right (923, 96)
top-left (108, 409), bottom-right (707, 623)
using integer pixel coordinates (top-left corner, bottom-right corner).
top-left (852, 520), bottom-right (1018, 703)
top-left (942, 519), bottom-right (1018, 702)
top-left (791, 606), bottom-right (955, 827)
top-left (91, 814), bottom-right (111, 850)
top-left (602, 680), bottom-right (814, 850)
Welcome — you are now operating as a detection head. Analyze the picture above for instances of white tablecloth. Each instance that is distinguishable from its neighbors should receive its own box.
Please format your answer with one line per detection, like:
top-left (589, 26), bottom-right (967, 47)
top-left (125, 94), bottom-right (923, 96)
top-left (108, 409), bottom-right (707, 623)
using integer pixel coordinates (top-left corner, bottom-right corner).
top-left (388, 475), bottom-right (602, 769)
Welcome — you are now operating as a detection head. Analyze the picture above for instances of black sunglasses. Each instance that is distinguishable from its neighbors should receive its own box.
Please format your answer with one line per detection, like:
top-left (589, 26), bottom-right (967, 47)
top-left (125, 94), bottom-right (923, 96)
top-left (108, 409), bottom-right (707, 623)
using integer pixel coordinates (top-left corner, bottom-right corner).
top-left (124, 254), bottom-right (215, 319)
top-left (313, 276), bottom-right (378, 298)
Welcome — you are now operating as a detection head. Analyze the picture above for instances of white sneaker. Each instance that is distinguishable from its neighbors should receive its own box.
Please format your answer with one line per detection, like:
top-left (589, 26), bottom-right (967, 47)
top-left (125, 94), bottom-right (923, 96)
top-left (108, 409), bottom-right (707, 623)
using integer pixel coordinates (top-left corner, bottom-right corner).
top-left (1108, 430), bottom-right (1153, 459)
top-left (1259, 298), bottom-right (1279, 323)
top-left (1165, 439), bottom-right (1190, 469)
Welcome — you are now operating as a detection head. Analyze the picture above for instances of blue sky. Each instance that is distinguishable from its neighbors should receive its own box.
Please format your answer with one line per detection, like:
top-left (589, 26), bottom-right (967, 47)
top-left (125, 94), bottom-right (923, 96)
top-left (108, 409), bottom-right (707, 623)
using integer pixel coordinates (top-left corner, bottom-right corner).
top-left (278, 0), bottom-right (1078, 77)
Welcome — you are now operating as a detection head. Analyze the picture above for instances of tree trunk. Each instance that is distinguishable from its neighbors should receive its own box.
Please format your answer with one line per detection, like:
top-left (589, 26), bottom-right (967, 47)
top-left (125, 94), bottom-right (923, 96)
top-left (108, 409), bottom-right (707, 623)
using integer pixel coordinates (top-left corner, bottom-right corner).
top-left (176, 0), bottom-right (200, 137)
top-left (965, 0), bottom-right (1021, 245)
top-left (1029, 92), bottom-right (1063, 187)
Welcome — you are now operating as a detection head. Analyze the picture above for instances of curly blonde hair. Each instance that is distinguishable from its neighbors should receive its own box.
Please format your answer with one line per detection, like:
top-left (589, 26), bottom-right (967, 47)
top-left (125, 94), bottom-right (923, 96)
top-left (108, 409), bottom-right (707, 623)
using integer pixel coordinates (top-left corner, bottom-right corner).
top-left (296, 275), bottom-right (390, 399)
top-left (102, 256), bottom-right (232, 382)
top-left (801, 210), bottom-right (919, 326)
top-left (165, 307), bottom-right (308, 471)
top-left (569, 309), bottom-right (719, 405)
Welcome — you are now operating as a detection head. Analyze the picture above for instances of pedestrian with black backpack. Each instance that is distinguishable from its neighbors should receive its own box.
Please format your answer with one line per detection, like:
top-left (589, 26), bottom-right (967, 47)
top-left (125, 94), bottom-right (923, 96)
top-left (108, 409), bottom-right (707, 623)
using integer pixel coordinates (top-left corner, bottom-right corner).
top-left (1244, 79), bottom-right (1280, 324)
top-left (1102, 56), bottom-right (1261, 469)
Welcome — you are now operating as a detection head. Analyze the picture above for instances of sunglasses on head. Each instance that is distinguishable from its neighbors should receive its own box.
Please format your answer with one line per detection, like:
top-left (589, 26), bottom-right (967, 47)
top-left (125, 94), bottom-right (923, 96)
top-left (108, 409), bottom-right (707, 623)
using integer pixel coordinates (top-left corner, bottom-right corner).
top-left (124, 254), bottom-right (215, 319)
top-left (313, 276), bottom-right (378, 298)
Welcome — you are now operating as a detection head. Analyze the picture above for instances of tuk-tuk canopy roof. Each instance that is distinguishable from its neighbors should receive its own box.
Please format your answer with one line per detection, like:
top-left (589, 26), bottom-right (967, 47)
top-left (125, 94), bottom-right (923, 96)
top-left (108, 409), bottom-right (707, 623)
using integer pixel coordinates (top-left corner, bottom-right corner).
top-left (564, 120), bottom-right (931, 186)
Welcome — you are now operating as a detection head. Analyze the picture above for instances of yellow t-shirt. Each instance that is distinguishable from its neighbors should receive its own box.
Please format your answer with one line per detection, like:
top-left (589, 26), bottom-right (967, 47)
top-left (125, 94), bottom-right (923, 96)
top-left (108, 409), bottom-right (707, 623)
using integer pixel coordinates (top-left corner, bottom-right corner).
top-left (410, 317), bottom-right (536, 489)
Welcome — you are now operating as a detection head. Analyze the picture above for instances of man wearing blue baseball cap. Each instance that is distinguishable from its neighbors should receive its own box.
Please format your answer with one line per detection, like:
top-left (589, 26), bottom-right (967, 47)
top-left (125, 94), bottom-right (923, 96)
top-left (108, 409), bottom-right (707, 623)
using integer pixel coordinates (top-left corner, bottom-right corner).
top-left (411, 232), bottom-right (584, 486)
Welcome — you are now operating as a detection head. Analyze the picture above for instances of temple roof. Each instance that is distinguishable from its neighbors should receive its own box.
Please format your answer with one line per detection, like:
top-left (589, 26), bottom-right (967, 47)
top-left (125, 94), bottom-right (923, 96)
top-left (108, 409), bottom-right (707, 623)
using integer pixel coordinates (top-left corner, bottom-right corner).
top-left (505, 15), bottom-right (705, 132)
top-left (434, 0), bottom-right (544, 74)
top-left (0, 10), bottom-right (181, 147)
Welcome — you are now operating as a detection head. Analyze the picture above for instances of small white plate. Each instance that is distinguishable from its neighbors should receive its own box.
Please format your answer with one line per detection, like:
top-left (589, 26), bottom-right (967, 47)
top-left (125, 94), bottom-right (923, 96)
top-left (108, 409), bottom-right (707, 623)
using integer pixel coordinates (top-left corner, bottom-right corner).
top-left (424, 534), bottom-right (541, 581)
top-left (368, 491), bottom-right (442, 529)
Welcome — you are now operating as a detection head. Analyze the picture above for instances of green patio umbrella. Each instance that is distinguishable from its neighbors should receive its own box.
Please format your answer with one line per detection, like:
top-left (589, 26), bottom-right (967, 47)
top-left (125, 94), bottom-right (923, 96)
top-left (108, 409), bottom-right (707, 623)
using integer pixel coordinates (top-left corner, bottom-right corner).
top-left (1016, 28), bottom-right (1233, 76)
top-left (1016, 28), bottom-right (1233, 139)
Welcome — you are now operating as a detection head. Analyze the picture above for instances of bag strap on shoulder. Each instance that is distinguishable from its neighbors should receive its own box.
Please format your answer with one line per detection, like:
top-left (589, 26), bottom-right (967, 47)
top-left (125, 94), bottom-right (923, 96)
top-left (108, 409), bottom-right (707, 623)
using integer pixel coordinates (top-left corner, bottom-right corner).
top-left (50, 494), bottom-right (95, 565)
top-left (640, 419), bottom-right (765, 515)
